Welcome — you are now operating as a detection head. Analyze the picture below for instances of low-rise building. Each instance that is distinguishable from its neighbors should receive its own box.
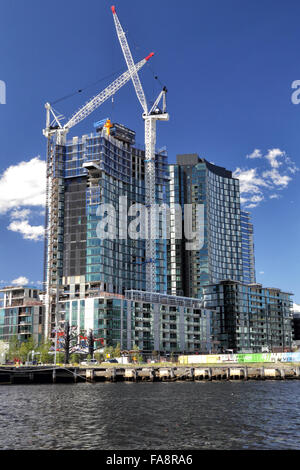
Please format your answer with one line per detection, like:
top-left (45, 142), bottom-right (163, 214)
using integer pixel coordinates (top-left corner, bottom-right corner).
top-left (57, 289), bottom-right (215, 356)
top-left (203, 280), bottom-right (293, 353)
top-left (0, 286), bottom-right (44, 344)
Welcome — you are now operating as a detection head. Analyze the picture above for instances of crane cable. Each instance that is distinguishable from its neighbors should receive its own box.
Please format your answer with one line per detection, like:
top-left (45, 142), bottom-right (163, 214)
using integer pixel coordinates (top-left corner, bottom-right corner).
top-left (126, 31), bottom-right (166, 91)
top-left (50, 67), bottom-right (126, 106)
top-left (50, 31), bottom-right (166, 107)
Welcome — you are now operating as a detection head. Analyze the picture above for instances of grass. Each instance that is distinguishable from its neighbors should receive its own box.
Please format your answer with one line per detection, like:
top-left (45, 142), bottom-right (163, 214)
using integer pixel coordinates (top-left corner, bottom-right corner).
top-left (78, 361), bottom-right (300, 368)
top-left (1, 361), bottom-right (300, 368)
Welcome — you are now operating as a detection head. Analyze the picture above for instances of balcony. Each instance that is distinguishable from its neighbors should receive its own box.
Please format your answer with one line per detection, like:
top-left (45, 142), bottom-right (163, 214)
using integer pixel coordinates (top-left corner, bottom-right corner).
top-left (11, 300), bottom-right (23, 307)
top-left (11, 291), bottom-right (25, 299)
top-left (82, 160), bottom-right (102, 171)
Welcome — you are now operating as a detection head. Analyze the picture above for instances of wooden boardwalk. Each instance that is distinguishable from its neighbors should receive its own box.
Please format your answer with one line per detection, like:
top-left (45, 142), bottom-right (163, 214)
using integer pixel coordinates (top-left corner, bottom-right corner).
top-left (0, 365), bottom-right (300, 384)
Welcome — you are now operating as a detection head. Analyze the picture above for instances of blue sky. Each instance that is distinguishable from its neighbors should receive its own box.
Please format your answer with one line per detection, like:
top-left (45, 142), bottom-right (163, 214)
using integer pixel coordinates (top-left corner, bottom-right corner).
top-left (0, 0), bottom-right (299, 303)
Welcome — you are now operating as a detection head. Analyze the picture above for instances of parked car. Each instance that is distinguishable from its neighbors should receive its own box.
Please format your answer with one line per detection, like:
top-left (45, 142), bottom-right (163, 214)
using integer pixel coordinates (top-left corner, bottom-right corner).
top-left (80, 359), bottom-right (99, 366)
top-left (105, 358), bottom-right (118, 363)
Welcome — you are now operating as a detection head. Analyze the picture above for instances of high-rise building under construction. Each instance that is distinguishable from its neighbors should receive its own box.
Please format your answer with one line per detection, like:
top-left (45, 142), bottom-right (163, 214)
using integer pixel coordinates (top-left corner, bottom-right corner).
top-left (37, 5), bottom-right (285, 356)
top-left (44, 120), bottom-right (168, 336)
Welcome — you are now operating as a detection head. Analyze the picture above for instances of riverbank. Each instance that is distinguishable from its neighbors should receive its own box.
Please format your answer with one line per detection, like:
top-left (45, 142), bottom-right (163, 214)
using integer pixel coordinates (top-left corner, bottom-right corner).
top-left (1, 364), bottom-right (300, 384)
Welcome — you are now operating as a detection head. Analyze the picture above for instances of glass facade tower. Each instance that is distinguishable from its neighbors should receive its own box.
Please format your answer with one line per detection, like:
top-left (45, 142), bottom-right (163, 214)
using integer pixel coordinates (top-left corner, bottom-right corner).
top-left (240, 210), bottom-right (256, 284)
top-left (167, 154), bottom-right (255, 298)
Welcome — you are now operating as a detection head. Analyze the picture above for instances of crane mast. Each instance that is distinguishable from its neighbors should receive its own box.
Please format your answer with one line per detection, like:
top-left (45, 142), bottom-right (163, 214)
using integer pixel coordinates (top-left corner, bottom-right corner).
top-left (111, 5), bottom-right (148, 114)
top-left (111, 5), bottom-right (169, 293)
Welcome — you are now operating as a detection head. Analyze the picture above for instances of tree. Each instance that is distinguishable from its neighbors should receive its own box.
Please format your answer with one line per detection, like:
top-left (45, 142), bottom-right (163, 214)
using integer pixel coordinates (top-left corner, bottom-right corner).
top-left (8, 336), bottom-right (21, 362)
top-left (19, 342), bottom-right (28, 363)
top-left (151, 350), bottom-right (159, 363)
top-left (37, 339), bottom-right (52, 364)
top-left (53, 322), bottom-right (79, 364)
top-left (94, 351), bottom-right (105, 363)
top-left (114, 342), bottom-right (121, 358)
top-left (70, 353), bottom-right (80, 364)
top-left (88, 329), bottom-right (94, 358)
top-left (131, 344), bottom-right (143, 363)
top-left (17, 336), bottom-right (36, 363)
top-left (64, 321), bottom-right (71, 364)
top-left (56, 352), bottom-right (65, 364)
top-left (104, 345), bottom-right (114, 359)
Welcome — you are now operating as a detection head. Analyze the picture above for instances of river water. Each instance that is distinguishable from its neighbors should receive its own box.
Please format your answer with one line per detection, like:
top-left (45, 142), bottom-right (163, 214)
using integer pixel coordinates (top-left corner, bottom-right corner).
top-left (0, 381), bottom-right (299, 450)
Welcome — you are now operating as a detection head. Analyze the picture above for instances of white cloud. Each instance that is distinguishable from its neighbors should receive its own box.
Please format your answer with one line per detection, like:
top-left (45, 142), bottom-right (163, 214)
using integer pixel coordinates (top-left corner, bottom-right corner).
top-left (0, 157), bottom-right (46, 241)
top-left (233, 167), bottom-right (268, 208)
top-left (293, 303), bottom-right (300, 313)
top-left (233, 167), bottom-right (269, 194)
top-left (240, 194), bottom-right (265, 209)
top-left (265, 148), bottom-right (284, 168)
top-left (262, 169), bottom-right (291, 187)
top-left (11, 276), bottom-right (29, 286)
top-left (0, 156), bottom-right (46, 214)
top-left (234, 148), bottom-right (298, 209)
top-left (7, 206), bottom-right (45, 241)
top-left (285, 157), bottom-right (299, 174)
top-left (10, 208), bottom-right (32, 220)
top-left (7, 219), bottom-right (44, 241)
top-left (250, 195), bottom-right (264, 203)
top-left (259, 271), bottom-right (265, 275)
top-left (246, 149), bottom-right (262, 159)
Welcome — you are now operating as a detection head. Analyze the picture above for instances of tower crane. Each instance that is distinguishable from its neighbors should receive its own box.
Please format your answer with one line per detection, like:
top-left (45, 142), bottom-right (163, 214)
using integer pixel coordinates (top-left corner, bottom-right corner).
top-left (111, 5), bottom-right (169, 293)
top-left (43, 54), bottom-right (153, 144)
top-left (42, 53), bottom-right (153, 339)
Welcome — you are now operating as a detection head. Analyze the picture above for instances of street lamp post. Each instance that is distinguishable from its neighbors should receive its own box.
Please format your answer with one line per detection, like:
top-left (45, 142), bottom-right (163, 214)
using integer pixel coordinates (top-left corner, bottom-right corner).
top-left (27, 350), bottom-right (33, 364)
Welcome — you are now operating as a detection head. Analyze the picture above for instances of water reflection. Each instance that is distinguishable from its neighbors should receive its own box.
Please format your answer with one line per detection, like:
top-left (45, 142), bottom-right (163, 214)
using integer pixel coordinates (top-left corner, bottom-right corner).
top-left (0, 381), bottom-right (299, 450)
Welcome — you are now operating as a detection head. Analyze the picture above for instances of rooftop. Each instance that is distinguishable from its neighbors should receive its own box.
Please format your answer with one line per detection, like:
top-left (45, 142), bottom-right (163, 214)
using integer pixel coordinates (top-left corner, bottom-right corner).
top-left (204, 280), bottom-right (293, 296)
top-left (174, 154), bottom-right (233, 179)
